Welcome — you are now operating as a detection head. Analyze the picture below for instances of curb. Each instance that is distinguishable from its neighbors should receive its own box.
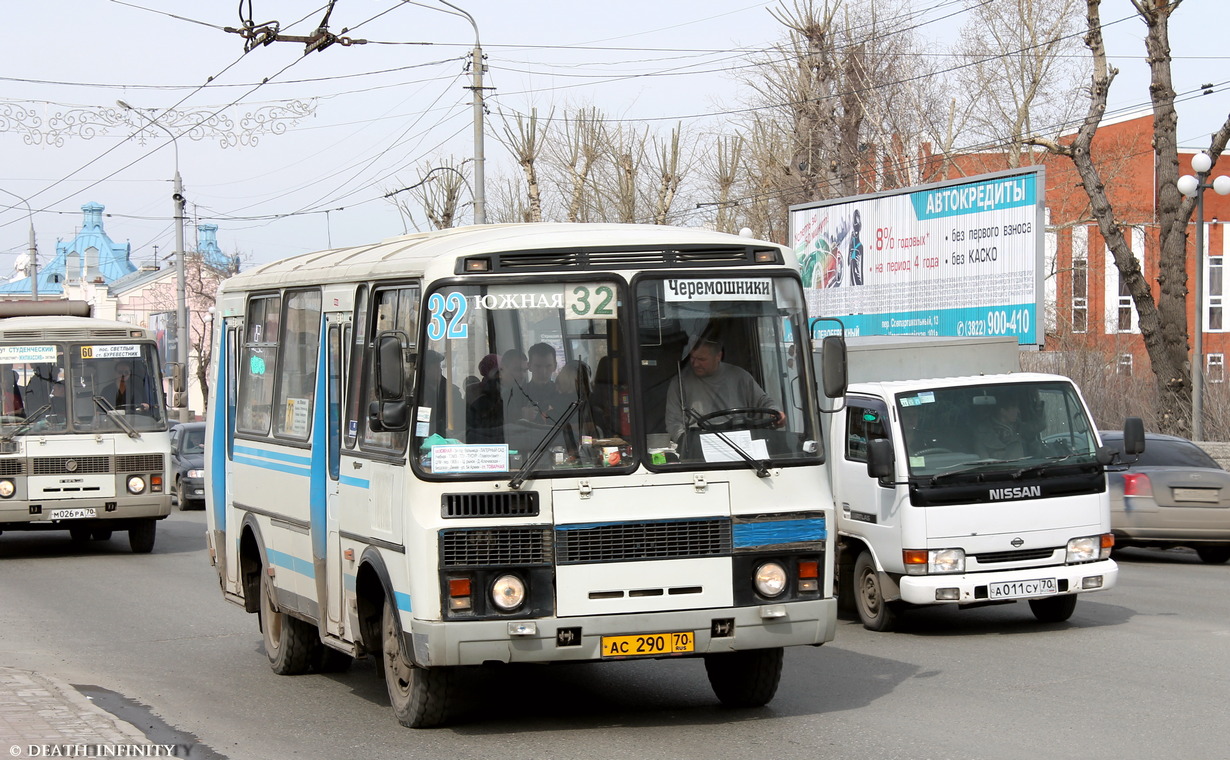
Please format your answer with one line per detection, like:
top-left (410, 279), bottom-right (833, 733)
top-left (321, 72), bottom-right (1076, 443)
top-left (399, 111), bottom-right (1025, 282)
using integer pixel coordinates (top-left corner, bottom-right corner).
top-left (0, 666), bottom-right (148, 747)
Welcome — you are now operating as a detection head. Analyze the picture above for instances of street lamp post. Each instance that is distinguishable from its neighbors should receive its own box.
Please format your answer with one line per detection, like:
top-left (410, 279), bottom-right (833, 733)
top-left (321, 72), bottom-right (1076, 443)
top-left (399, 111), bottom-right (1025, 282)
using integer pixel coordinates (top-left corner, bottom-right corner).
top-left (118, 100), bottom-right (191, 423)
top-left (439, 1), bottom-right (485, 224)
top-left (1, 190), bottom-right (38, 300)
top-left (1176, 152), bottom-right (1230, 440)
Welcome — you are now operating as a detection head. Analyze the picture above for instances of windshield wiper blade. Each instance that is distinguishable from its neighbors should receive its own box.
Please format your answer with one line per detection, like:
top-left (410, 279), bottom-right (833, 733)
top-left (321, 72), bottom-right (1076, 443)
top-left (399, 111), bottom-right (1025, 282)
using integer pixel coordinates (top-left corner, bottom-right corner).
top-left (509, 401), bottom-right (579, 491)
top-left (92, 396), bottom-right (141, 439)
top-left (686, 408), bottom-right (770, 478)
top-left (0, 404), bottom-right (52, 443)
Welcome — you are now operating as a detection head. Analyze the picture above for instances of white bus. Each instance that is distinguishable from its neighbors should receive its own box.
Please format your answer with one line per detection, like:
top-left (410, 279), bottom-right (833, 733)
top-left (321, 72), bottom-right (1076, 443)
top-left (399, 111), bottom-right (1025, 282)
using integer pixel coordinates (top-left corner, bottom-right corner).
top-left (0, 307), bottom-right (172, 553)
top-left (204, 223), bottom-right (847, 728)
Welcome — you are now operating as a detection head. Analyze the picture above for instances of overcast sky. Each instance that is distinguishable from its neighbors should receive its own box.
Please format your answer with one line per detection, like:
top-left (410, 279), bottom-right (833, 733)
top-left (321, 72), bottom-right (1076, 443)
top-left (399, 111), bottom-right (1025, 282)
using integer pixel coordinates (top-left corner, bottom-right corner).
top-left (2, 0), bottom-right (1228, 274)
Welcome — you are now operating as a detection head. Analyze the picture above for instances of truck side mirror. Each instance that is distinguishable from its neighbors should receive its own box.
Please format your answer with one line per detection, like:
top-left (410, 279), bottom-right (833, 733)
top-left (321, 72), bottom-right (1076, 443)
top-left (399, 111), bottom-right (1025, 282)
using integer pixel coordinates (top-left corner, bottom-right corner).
top-left (820, 335), bottom-right (848, 399)
top-left (1122, 417), bottom-right (1145, 455)
top-left (866, 437), bottom-right (895, 481)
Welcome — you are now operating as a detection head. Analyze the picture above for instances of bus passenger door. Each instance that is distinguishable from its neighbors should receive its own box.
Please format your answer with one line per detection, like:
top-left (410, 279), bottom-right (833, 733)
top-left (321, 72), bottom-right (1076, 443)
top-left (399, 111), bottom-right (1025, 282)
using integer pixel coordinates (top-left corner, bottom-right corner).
top-left (220, 320), bottom-right (242, 592)
top-left (323, 319), bottom-right (346, 635)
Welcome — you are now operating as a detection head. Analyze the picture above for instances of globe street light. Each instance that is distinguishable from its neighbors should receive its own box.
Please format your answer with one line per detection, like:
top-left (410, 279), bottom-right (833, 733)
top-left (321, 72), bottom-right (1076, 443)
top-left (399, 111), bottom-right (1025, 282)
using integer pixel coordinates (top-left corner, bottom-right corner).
top-left (117, 100), bottom-right (191, 422)
top-left (1177, 152), bottom-right (1230, 440)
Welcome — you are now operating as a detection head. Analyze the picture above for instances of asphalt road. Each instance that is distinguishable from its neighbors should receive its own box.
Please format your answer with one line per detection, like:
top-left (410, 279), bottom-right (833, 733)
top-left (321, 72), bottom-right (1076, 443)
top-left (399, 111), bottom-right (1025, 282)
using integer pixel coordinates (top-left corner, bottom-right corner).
top-left (1, 511), bottom-right (1226, 760)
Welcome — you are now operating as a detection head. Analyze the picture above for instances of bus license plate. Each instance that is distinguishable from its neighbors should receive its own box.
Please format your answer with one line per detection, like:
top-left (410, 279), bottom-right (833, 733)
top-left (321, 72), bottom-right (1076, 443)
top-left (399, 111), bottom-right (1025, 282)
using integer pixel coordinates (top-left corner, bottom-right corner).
top-left (50, 508), bottom-right (97, 520)
top-left (601, 631), bottom-right (694, 658)
top-left (987, 578), bottom-right (1057, 599)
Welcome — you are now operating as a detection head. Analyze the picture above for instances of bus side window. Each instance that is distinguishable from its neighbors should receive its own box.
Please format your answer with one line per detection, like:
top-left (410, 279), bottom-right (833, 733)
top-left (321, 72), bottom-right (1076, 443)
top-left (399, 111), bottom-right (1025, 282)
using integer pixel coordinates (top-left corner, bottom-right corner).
top-left (360, 285), bottom-right (419, 453)
top-left (236, 294), bottom-right (281, 436)
top-left (344, 286), bottom-right (367, 449)
top-left (272, 289), bottom-right (322, 440)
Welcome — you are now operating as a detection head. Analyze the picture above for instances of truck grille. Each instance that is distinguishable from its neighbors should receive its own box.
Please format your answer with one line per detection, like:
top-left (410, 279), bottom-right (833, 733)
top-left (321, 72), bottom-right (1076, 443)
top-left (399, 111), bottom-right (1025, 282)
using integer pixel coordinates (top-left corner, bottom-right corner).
top-left (555, 518), bottom-right (732, 565)
top-left (974, 547), bottom-right (1058, 564)
top-left (440, 527), bottom-right (553, 568)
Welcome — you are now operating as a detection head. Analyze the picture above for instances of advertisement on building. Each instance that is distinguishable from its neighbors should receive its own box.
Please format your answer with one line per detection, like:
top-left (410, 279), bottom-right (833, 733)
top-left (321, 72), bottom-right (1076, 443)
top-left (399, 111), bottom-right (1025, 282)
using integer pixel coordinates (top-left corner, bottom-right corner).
top-left (789, 167), bottom-right (1044, 346)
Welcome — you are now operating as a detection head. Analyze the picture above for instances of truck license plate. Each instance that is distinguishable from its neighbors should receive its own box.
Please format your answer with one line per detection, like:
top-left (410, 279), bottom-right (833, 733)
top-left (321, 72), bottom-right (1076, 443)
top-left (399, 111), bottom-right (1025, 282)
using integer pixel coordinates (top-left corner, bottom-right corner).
top-left (601, 631), bottom-right (694, 658)
top-left (50, 508), bottom-right (97, 520)
top-left (988, 578), bottom-right (1057, 599)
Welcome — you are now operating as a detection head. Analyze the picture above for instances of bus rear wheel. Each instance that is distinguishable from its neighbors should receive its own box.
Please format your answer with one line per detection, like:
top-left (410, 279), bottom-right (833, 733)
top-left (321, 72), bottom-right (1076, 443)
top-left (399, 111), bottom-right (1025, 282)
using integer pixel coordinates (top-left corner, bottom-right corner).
top-left (128, 520), bottom-right (156, 554)
top-left (381, 598), bottom-right (453, 728)
top-left (259, 573), bottom-right (315, 675)
top-left (704, 647), bottom-right (783, 708)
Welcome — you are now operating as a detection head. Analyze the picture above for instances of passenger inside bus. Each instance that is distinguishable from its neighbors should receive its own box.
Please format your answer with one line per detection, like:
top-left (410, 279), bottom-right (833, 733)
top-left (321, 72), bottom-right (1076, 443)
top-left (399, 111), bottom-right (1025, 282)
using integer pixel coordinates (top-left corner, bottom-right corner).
top-left (104, 361), bottom-right (154, 413)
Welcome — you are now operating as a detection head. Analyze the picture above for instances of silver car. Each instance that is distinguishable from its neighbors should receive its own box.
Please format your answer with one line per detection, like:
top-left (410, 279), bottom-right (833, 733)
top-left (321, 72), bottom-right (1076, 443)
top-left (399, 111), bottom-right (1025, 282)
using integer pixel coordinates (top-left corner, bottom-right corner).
top-left (1103, 431), bottom-right (1230, 564)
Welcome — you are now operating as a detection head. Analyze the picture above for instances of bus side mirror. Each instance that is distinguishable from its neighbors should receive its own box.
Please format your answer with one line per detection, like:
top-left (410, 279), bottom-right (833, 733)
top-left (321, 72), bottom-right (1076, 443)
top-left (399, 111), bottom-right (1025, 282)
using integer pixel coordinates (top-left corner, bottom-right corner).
top-left (820, 335), bottom-right (848, 399)
top-left (375, 333), bottom-right (405, 401)
top-left (171, 363), bottom-right (185, 394)
top-left (1122, 417), bottom-right (1145, 456)
top-left (867, 437), bottom-right (895, 481)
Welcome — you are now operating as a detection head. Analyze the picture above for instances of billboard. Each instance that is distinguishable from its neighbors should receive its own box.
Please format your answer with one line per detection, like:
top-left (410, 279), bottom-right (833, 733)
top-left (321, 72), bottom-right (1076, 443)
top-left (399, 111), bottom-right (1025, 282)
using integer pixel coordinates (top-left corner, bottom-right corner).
top-left (789, 167), bottom-right (1045, 346)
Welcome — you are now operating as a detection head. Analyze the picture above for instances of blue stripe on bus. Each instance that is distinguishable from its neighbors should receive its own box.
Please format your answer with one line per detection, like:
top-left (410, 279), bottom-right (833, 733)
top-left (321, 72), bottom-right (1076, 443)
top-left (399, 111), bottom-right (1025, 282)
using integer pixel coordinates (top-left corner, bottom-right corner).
top-left (233, 445), bottom-right (312, 466)
top-left (732, 518), bottom-right (827, 548)
top-left (394, 591), bottom-right (412, 613)
top-left (209, 326), bottom-right (229, 530)
top-left (267, 548), bottom-right (316, 579)
top-left (232, 455), bottom-right (311, 477)
top-left (309, 313), bottom-right (328, 563)
top-left (339, 475), bottom-right (370, 489)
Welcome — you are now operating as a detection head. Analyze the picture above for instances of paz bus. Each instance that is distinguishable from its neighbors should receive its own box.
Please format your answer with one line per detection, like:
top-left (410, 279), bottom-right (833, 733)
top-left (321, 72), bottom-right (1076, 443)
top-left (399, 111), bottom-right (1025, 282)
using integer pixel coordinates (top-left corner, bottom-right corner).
top-left (204, 223), bottom-right (847, 728)
top-left (0, 301), bottom-right (172, 553)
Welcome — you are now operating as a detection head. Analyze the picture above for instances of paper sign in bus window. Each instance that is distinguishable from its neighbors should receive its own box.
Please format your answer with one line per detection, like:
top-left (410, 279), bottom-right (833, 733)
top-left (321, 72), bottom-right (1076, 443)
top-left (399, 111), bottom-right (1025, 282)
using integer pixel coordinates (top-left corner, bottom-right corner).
top-left (431, 444), bottom-right (510, 473)
top-left (0, 345), bottom-right (58, 363)
top-left (80, 344), bottom-right (142, 360)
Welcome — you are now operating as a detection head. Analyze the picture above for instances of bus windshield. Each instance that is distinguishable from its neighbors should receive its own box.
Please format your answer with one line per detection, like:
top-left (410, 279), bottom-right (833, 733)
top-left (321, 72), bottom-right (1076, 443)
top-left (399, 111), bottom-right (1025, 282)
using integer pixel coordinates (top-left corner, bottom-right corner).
top-left (0, 342), bottom-right (165, 435)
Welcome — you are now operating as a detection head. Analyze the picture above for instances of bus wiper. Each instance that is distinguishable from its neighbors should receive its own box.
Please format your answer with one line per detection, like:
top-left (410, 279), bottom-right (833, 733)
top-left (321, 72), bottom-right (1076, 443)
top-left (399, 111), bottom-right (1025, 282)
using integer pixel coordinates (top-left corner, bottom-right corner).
top-left (92, 396), bottom-right (141, 439)
top-left (0, 404), bottom-right (52, 444)
top-left (509, 401), bottom-right (579, 491)
top-left (686, 408), bottom-right (770, 478)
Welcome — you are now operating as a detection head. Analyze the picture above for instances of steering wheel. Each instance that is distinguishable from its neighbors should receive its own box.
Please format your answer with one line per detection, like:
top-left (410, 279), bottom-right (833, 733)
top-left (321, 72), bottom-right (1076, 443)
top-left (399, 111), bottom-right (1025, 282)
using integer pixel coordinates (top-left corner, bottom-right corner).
top-left (695, 406), bottom-right (780, 430)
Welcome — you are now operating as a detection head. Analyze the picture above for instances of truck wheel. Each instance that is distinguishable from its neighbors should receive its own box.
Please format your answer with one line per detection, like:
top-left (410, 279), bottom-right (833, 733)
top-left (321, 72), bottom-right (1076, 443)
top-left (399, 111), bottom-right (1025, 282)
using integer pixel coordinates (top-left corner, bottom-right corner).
top-left (128, 520), bottom-right (156, 553)
top-left (1028, 594), bottom-right (1077, 623)
top-left (703, 647), bottom-right (783, 708)
top-left (1195, 546), bottom-right (1230, 564)
top-left (382, 597), bottom-right (453, 728)
top-left (259, 573), bottom-right (316, 675)
top-left (854, 551), bottom-right (898, 632)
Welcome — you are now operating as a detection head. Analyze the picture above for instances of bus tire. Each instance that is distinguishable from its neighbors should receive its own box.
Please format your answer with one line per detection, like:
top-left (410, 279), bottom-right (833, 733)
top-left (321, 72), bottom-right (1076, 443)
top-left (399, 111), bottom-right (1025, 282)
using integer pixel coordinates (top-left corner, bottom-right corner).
top-left (91, 529), bottom-right (113, 541)
top-left (854, 551), bottom-right (899, 632)
top-left (69, 527), bottom-right (91, 543)
top-left (259, 573), bottom-right (315, 675)
top-left (314, 645), bottom-right (354, 674)
top-left (128, 520), bottom-right (156, 554)
top-left (703, 647), bottom-right (783, 708)
top-left (382, 598), bottom-right (452, 728)
top-left (1028, 594), bottom-right (1077, 623)
top-left (1195, 545), bottom-right (1230, 564)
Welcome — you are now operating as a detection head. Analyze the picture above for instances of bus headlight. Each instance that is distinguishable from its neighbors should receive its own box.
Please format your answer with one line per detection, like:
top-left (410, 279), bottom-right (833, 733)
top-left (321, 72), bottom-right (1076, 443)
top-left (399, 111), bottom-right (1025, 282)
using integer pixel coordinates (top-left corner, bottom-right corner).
top-left (491, 574), bottom-right (526, 611)
top-left (754, 562), bottom-right (788, 598)
top-left (0, 479), bottom-right (14, 498)
top-left (126, 475), bottom-right (147, 494)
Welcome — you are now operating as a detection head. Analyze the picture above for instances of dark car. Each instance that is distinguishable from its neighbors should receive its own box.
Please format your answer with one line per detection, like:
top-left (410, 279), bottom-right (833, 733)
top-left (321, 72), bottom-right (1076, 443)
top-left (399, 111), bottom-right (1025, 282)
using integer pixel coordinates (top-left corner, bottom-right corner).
top-left (170, 422), bottom-right (206, 510)
top-left (1103, 430), bottom-right (1230, 564)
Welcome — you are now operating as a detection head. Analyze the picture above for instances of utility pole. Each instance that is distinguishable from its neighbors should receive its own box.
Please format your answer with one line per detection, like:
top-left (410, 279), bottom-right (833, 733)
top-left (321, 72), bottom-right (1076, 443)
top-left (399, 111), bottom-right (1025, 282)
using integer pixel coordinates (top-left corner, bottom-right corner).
top-left (440, 1), bottom-right (486, 224)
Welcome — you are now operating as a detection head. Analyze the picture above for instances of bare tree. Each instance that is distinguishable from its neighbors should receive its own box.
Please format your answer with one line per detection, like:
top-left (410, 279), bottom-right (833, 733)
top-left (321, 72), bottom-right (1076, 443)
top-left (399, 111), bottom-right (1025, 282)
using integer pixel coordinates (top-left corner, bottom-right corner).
top-left (650, 123), bottom-right (686, 225)
top-left (498, 108), bottom-right (552, 222)
top-left (952, 0), bottom-right (1088, 164)
top-left (386, 160), bottom-right (471, 231)
top-left (1028, 0), bottom-right (1230, 436)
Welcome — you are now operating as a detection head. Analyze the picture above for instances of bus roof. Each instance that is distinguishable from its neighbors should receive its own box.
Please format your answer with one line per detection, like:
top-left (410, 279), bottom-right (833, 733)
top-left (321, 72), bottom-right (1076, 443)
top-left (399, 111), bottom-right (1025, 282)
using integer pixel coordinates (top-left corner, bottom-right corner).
top-left (223, 223), bottom-right (791, 293)
top-left (0, 315), bottom-right (150, 341)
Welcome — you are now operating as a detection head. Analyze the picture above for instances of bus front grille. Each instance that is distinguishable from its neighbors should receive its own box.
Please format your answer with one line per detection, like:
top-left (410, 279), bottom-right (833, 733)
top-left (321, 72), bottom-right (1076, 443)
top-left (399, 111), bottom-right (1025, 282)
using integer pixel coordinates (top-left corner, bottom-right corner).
top-left (555, 518), bottom-right (732, 565)
top-left (32, 456), bottom-right (111, 475)
top-left (0, 458), bottom-right (25, 476)
top-left (440, 527), bottom-right (553, 568)
top-left (442, 491), bottom-right (539, 518)
top-left (116, 454), bottom-right (165, 472)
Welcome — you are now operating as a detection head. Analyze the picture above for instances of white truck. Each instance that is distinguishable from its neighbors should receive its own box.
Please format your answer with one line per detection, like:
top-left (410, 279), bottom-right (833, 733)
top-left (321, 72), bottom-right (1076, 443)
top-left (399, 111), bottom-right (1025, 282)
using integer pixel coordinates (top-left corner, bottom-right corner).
top-left (820, 336), bottom-right (1143, 630)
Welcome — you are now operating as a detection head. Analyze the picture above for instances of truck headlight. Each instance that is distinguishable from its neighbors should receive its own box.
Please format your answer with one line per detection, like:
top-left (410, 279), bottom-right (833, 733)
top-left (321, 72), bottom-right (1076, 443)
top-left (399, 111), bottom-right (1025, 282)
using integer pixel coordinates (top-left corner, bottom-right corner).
top-left (1067, 536), bottom-right (1100, 563)
top-left (754, 561), bottom-right (788, 597)
top-left (903, 548), bottom-right (965, 574)
top-left (126, 475), bottom-right (146, 494)
top-left (490, 574), bottom-right (526, 611)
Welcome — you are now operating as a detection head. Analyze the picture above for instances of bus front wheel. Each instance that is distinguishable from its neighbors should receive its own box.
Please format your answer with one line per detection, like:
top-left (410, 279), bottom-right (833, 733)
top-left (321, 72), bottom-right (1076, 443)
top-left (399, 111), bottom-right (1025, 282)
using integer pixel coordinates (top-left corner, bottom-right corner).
top-left (259, 573), bottom-right (315, 675)
top-left (381, 598), bottom-right (453, 728)
top-left (128, 520), bottom-right (156, 554)
top-left (704, 647), bottom-right (783, 708)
